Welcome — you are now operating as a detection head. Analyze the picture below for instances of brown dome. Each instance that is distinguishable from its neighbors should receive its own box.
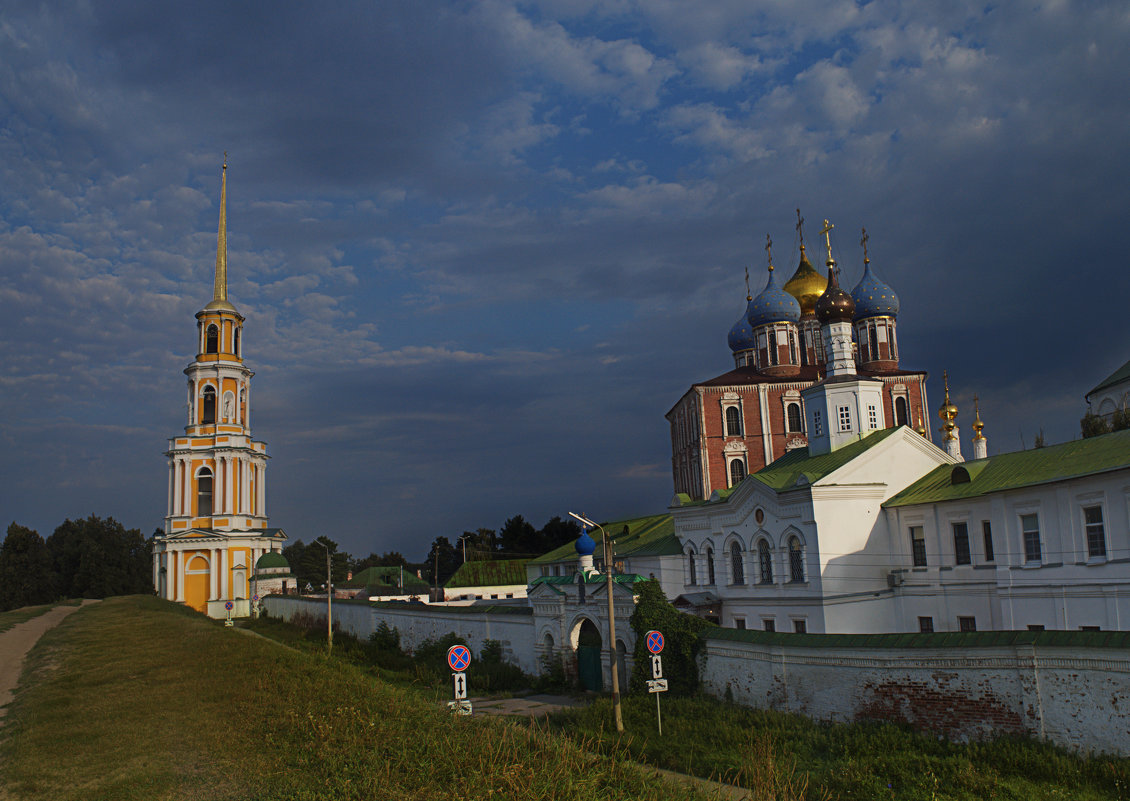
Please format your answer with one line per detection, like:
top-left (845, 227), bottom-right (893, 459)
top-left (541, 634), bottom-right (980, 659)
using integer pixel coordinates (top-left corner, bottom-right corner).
top-left (815, 266), bottom-right (855, 324)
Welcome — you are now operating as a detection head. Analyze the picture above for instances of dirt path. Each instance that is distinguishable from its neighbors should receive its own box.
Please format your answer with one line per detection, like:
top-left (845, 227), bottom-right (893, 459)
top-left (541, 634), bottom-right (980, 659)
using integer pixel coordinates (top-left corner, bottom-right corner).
top-left (0, 601), bottom-right (97, 725)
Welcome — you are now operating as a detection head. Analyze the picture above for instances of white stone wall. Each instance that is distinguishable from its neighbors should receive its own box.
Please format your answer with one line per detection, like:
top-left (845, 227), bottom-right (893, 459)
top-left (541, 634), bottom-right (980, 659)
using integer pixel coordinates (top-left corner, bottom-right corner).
top-left (263, 596), bottom-right (538, 673)
top-left (700, 634), bottom-right (1130, 756)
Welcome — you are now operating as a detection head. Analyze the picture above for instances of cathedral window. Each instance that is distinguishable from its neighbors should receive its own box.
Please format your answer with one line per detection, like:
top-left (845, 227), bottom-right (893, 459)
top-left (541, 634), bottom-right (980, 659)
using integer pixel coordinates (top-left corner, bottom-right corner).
top-left (838, 405), bottom-right (852, 432)
top-left (725, 406), bottom-right (743, 437)
top-left (800, 331), bottom-right (809, 366)
top-left (686, 548), bottom-right (697, 585)
top-left (201, 387), bottom-right (216, 424)
top-left (895, 396), bottom-right (909, 426)
top-left (758, 540), bottom-right (772, 584)
top-left (953, 522), bottom-right (971, 565)
top-left (234, 327), bottom-right (241, 356)
top-left (813, 410), bottom-right (822, 436)
top-left (767, 330), bottom-right (779, 366)
top-left (910, 526), bottom-right (926, 566)
top-left (889, 326), bottom-right (898, 360)
top-left (868, 405), bottom-right (878, 429)
top-left (982, 521), bottom-right (995, 562)
top-left (1084, 506), bottom-right (1106, 559)
top-left (788, 330), bottom-right (798, 364)
top-left (1021, 514), bottom-right (1042, 563)
top-left (728, 458), bottom-right (746, 486)
top-left (206, 324), bottom-right (219, 354)
top-left (787, 403), bottom-right (803, 433)
top-left (788, 537), bottom-right (804, 582)
top-left (196, 468), bottom-right (213, 517)
top-left (868, 323), bottom-right (879, 361)
top-left (705, 547), bottom-right (715, 584)
top-left (730, 542), bottom-right (745, 585)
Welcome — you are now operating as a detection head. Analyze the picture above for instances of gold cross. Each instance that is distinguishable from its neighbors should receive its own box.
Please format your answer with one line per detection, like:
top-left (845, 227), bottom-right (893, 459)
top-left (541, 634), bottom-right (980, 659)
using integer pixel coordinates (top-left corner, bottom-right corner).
top-left (860, 227), bottom-right (869, 263)
top-left (744, 266), bottom-right (751, 300)
top-left (795, 209), bottom-right (805, 248)
top-left (819, 219), bottom-right (834, 263)
top-left (765, 233), bottom-right (774, 271)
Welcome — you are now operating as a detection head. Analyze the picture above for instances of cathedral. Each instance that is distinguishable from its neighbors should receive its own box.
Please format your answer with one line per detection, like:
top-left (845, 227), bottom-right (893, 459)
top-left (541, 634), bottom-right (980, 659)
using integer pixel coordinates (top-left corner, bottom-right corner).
top-left (667, 214), bottom-right (930, 500)
top-left (151, 162), bottom-right (289, 617)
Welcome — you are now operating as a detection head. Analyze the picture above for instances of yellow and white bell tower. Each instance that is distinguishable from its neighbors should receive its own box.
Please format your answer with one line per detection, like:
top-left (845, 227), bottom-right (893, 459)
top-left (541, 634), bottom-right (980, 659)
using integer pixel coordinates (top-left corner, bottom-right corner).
top-left (153, 159), bottom-right (287, 616)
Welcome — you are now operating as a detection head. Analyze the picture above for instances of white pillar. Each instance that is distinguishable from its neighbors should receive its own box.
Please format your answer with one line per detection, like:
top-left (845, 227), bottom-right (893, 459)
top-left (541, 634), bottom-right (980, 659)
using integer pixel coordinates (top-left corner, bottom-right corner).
top-left (210, 548), bottom-right (219, 600)
top-left (258, 462), bottom-right (266, 518)
top-left (183, 460), bottom-right (193, 517)
top-left (972, 436), bottom-right (988, 460)
top-left (242, 458), bottom-right (251, 516)
top-left (152, 550), bottom-right (160, 593)
top-left (220, 548), bottom-right (229, 599)
top-left (176, 550), bottom-right (186, 602)
top-left (167, 460), bottom-right (174, 517)
top-left (946, 426), bottom-right (964, 462)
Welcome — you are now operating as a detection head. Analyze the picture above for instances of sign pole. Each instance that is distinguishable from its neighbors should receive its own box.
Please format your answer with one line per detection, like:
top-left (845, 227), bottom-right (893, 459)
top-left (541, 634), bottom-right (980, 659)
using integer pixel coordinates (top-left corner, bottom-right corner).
top-left (645, 630), bottom-right (668, 734)
top-left (656, 690), bottom-right (662, 736)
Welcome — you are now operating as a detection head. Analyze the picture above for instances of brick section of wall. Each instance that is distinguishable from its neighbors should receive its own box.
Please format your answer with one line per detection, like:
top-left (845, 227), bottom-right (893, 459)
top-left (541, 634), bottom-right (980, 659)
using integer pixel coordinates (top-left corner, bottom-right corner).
top-left (700, 638), bottom-right (1130, 755)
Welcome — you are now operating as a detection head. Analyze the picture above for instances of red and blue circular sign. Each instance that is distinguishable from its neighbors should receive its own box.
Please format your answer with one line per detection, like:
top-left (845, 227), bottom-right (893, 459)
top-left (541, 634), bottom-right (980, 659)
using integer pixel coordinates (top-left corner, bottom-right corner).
top-left (447, 644), bottom-right (471, 672)
top-left (646, 630), bottom-right (665, 654)
top-left (224, 601), bottom-right (234, 611)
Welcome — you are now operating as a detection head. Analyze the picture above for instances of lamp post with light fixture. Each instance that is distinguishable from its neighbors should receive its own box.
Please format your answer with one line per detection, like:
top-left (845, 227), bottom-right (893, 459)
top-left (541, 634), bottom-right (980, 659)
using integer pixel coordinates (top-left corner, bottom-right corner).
top-left (569, 511), bottom-right (623, 733)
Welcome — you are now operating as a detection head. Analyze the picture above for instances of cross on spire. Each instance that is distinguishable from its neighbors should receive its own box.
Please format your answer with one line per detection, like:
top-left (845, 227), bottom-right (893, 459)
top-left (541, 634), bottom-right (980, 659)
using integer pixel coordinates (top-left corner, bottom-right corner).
top-left (795, 209), bottom-right (806, 251)
top-left (765, 233), bottom-right (774, 272)
top-left (744, 266), bottom-right (751, 300)
top-left (819, 219), bottom-right (835, 264)
top-left (860, 227), bottom-right (869, 264)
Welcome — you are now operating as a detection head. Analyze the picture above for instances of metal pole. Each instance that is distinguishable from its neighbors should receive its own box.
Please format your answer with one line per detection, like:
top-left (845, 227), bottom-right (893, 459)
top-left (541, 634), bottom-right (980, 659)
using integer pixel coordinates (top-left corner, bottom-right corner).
top-left (326, 547), bottom-right (333, 655)
top-left (602, 525), bottom-right (624, 734)
top-left (656, 689), bottom-right (663, 736)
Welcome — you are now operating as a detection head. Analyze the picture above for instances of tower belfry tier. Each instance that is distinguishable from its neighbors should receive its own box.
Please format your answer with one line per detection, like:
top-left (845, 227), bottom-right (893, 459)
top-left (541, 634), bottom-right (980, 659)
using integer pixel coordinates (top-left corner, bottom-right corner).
top-left (153, 161), bottom-right (288, 617)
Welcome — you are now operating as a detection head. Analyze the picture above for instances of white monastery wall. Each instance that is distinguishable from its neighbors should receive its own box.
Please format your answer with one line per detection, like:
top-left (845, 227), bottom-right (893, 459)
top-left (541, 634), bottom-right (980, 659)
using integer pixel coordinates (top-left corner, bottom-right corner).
top-left (700, 634), bottom-right (1130, 756)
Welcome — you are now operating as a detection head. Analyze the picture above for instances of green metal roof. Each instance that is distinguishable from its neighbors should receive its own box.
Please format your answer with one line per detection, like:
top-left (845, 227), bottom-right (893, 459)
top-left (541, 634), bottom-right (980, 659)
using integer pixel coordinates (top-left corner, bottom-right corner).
top-left (885, 428), bottom-right (1130, 508)
top-left (255, 551), bottom-right (289, 569)
top-left (343, 566), bottom-right (430, 590)
top-left (529, 574), bottom-right (649, 589)
top-left (446, 559), bottom-right (529, 588)
top-left (1087, 358), bottom-right (1130, 400)
top-left (677, 427), bottom-right (901, 507)
top-left (706, 626), bottom-right (1130, 649)
top-left (527, 513), bottom-right (681, 565)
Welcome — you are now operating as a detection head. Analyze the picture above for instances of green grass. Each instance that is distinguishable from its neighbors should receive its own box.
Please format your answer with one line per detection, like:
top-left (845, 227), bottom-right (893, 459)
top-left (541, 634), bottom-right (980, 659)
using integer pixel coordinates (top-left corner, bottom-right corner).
top-left (549, 694), bottom-right (1130, 801)
top-left (0, 599), bottom-right (82, 633)
top-left (0, 596), bottom-right (710, 800)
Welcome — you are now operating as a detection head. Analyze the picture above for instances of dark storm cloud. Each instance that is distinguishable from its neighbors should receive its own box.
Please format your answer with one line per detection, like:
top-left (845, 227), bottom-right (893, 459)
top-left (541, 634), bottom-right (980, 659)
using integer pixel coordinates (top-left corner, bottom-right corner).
top-left (3, 0), bottom-right (1129, 557)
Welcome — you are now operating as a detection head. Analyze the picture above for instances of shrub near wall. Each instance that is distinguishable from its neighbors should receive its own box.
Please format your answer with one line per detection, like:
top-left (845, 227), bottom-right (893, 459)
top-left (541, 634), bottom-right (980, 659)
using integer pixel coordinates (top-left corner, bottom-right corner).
top-left (628, 581), bottom-right (711, 696)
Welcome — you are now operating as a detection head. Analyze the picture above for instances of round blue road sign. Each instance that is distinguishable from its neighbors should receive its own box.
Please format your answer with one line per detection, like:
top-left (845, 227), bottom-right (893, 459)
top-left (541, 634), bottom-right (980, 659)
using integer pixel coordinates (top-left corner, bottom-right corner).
top-left (646, 630), bottom-right (665, 654)
top-left (447, 644), bottom-right (471, 672)
top-left (224, 601), bottom-right (234, 611)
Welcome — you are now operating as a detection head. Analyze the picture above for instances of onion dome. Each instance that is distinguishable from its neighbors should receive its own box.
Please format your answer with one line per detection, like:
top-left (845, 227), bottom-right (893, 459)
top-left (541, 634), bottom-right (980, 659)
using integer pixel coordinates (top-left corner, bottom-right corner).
top-left (256, 551), bottom-right (290, 570)
top-left (575, 529), bottom-right (596, 557)
top-left (815, 266), bottom-right (855, 324)
top-left (783, 245), bottom-right (827, 317)
top-left (728, 295), bottom-right (758, 353)
top-left (938, 370), bottom-right (958, 439)
top-left (851, 258), bottom-right (899, 320)
top-left (747, 266), bottom-right (801, 327)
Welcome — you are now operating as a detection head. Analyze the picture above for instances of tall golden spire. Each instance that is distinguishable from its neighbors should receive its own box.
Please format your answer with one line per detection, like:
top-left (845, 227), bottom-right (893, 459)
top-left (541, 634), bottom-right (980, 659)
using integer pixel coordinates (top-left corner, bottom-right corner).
top-left (205, 154), bottom-right (237, 312)
top-left (938, 370), bottom-right (958, 441)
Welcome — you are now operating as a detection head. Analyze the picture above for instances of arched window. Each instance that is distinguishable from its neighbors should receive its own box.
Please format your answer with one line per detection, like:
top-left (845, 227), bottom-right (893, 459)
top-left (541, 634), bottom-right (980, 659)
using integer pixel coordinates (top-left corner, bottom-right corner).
top-left (758, 540), bottom-right (773, 584)
top-left (201, 386), bottom-right (216, 424)
top-left (788, 536), bottom-right (804, 583)
top-left (705, 547), bottom-right (715, 585)
top-left (787, 403), bottom-right (802, 433)
top-left (197, 468), bottom-right (213, 516)
top-left (686, 548), bottom-right (697, 585)
top-left (233, 327), bottom-right (240, 356)
top-left (800, 330), bottom-right (809, 366)
top-left (725, 406), bottom-right (743, 437)
top-left (206, 324), bottom-right (219, 354)
top-left (729, 459), bottom-right (746, 486)
top-left (788, 330), bottom-right (798, 364)
top-left (868, 323), bottom-right (879, 361)
top-left (730, 542), bottom-right (745, 585)
top-left (768, 330), bottom-right (779, 365)
top-left (895, 396), bottom-right (909, 426)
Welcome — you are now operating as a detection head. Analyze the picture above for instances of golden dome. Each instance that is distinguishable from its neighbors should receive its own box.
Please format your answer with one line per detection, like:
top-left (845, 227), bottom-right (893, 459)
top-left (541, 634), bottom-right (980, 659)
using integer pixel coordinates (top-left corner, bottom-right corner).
top-left (938, 371), bottom-right (958, 434)
top-left (782, 245), bottom-right (828, 317)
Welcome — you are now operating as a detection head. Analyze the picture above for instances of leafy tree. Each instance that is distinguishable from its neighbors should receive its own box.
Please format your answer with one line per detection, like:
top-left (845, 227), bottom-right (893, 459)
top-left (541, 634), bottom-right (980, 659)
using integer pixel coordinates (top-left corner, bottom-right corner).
top-left (0, 523), bottom-right (56, 611)
top-left (352, 551), bottom-right (408, 572)
top-left (46, 516), bottom-right (150, 599)
top-left (628, 580), bottom-right (712, 697)
top-left (285, 537), bottom-right (350, 590)
top-left (498, 515), bottom-right (537, 555)
top-left (1081, 412), bottom-right (1110, 439)
top-left (426, 536), bottom-right (460, 586)
top-left (537, 515), bottom-right (582, 554)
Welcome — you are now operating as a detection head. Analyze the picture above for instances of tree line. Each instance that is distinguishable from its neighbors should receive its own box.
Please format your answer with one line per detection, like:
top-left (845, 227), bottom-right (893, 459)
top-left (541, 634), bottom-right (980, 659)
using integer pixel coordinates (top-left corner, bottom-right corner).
top-left (0, 516), bottom-right (153, 612)
top-left (284, 514), bottom-right (583, 591)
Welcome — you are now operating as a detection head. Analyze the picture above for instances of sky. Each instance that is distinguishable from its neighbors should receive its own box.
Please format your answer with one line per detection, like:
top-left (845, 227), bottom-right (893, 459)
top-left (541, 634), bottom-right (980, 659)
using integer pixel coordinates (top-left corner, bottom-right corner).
top-left (2, 0), bottom-right (1129, 561)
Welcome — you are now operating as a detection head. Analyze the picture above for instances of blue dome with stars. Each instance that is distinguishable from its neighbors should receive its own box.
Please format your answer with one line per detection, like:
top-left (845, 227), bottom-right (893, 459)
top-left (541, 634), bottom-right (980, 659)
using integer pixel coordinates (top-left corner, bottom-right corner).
top-left (747, 267), bottom-right (801, 328)
top-left (850, 260), bottom-right (900, 320)
top-left (575, 530), bottom-right (596, 557)
top-left (727, 297), bottom-right (758, 352)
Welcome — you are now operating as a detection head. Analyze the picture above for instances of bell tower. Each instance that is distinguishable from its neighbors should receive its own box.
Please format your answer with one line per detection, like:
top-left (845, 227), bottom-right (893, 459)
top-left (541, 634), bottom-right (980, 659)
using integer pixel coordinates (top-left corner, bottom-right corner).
top-left (153, 159), bottom-right (286, 615)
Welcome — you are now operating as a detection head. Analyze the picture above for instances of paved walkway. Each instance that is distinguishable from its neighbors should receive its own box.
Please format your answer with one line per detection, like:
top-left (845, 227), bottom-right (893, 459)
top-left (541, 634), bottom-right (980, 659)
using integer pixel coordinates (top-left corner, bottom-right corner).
top-left (0, 601), bottom-right (97, 726)
top-left (468, 693), bottom-right (590, 719)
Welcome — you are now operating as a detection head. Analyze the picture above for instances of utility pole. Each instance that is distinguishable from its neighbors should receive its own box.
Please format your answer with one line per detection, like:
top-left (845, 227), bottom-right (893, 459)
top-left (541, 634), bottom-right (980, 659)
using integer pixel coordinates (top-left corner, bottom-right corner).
top-left (312, 539), bottom-right (333, 654)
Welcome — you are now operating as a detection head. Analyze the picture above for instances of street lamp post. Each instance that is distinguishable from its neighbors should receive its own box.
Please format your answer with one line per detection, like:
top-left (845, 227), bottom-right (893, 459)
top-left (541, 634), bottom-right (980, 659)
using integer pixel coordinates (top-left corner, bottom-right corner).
top-left (569, 511), bottom-right (624, 734)
top-left (311, 538), bottom-right (333, 655)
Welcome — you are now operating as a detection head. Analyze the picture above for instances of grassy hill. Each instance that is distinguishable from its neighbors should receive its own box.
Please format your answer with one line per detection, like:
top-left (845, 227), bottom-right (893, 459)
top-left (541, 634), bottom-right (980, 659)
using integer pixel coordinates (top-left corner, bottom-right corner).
top-left (0, 596), bottom-right (707, 801)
